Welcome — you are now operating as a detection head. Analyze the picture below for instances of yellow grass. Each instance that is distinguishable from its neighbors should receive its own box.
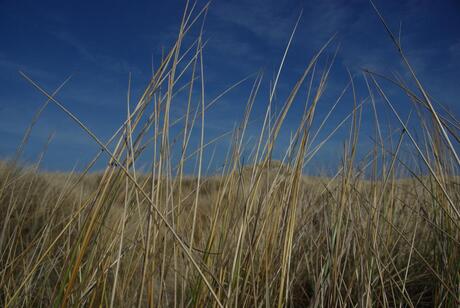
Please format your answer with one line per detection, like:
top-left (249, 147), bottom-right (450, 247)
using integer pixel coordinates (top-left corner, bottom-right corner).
top-left (1, 2), bottom-right (459, 307)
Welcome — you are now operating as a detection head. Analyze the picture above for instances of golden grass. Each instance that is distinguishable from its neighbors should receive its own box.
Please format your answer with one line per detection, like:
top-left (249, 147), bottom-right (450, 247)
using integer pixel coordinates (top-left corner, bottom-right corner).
top-left (1, 2), bottom-right (459, 307)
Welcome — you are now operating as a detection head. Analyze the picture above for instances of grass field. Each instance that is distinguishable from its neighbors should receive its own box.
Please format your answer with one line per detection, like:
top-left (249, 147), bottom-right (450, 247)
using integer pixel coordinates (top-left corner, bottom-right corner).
top-left (1, 2), bottom-right (459, 307)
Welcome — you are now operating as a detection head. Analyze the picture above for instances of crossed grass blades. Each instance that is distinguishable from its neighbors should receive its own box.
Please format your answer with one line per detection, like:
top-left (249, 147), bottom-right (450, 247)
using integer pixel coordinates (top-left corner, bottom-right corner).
top-left (1, 1), bottom-right (459, 307)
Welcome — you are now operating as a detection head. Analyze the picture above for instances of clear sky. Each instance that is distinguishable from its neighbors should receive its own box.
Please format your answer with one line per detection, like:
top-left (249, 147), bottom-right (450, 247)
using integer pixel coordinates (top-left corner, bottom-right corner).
top-left (1, 0), bottom-right (459, 173)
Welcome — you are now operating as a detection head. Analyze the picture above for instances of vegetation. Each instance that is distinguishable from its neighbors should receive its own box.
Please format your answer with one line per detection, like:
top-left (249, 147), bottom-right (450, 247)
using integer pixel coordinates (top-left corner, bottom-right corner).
top-left (1, 2), bottom-right (459, 307)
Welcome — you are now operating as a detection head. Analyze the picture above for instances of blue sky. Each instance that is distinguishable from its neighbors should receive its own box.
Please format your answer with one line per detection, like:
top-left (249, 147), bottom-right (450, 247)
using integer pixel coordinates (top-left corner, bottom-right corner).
top-left (1, 0), bottom-right (459, 173)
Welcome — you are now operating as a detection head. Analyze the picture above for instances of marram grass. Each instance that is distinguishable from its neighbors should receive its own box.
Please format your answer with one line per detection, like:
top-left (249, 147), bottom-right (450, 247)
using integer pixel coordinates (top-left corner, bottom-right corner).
top-left (1, 2), bottom-right (459, 307)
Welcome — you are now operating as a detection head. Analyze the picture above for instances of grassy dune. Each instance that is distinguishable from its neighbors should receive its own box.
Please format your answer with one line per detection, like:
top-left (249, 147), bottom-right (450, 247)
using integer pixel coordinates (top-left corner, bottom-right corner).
top-left (1, 2), bottom-right (460, 307)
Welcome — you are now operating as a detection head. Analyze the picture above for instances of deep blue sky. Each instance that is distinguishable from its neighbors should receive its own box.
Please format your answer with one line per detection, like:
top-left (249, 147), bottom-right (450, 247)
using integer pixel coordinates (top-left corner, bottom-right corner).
top-left (1, 0), bottom-right (459, 173)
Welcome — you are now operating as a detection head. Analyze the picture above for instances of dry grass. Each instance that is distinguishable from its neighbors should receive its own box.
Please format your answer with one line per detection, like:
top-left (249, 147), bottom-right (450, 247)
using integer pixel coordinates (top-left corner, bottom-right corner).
top-left (1, 2), bottom-right (459, 307)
